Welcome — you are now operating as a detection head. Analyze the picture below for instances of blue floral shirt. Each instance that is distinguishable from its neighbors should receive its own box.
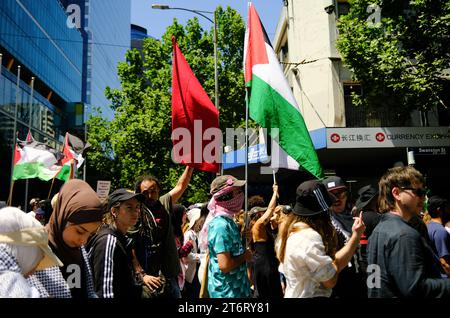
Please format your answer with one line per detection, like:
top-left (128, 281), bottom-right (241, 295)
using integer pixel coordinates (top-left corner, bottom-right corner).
top-left (207, 216), bottom-right (251, 298)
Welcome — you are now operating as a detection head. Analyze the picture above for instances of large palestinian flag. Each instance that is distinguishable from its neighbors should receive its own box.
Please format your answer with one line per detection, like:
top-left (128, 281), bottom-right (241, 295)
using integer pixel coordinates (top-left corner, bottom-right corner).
top-left (244, 3), bottom-right (323, 179)
top-left (12, 139), bottom-right (63, 181)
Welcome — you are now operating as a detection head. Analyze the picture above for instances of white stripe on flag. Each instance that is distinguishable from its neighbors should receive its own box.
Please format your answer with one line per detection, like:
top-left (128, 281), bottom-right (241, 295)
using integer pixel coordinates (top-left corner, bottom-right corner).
top-left (252, 43), bottom-right (300, 113)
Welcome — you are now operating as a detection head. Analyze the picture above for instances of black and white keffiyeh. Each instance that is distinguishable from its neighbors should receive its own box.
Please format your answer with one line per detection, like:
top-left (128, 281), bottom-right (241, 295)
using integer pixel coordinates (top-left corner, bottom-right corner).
top-left (0, 244), bottom-right (41, 298)
top-left (27, 266), bottom-right (72, 298)
top-left (0, 244), bottom-right (20, 273)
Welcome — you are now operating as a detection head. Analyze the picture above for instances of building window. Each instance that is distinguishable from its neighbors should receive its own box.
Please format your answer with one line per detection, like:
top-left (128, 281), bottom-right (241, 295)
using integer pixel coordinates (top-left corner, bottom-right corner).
top-left (279, 42), bottom-right (289, 64)
top-left (344, 83), bottom-right (414, 127)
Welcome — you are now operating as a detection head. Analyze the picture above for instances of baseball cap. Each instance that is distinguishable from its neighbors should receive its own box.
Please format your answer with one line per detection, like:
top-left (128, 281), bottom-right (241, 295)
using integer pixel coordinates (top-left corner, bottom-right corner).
top-left (322, 176), bottom-right (347, 192)
top-left (108, 188), bottom-right (144, 209)
top-left (210, 175), bottom-right (245, 195)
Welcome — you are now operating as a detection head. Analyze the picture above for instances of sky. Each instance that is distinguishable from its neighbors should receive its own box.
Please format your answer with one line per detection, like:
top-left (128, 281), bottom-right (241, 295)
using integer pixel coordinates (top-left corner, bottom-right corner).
top-left (131, 0), bottom-right (285, 43)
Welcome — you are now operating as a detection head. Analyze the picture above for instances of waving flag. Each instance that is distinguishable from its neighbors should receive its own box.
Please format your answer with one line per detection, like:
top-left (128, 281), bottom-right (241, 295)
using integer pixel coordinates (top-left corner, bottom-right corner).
top-left (12, 139), bottom-right (62, 181)
top-left (244, 3), bottom-right (323, 179)
top-left (56, 132), bottom-right (90, 181)
top-left (171, 37), bottom-right (220, 173)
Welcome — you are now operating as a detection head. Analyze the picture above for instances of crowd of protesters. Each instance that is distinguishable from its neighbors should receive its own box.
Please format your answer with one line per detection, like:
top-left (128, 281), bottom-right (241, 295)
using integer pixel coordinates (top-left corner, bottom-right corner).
top-left (1, 163), bottom-right (450, 298)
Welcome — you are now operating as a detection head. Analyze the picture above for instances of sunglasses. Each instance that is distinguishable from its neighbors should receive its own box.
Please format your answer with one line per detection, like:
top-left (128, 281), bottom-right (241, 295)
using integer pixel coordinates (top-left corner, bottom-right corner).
top-left (399, 187), bottom-right (429, 198)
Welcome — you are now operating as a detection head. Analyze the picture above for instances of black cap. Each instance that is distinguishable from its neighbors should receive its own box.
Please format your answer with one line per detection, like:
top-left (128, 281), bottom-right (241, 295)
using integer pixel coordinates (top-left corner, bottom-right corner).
top-left (108, 189), bottom-right (144, 209)
top-left (293, 180), bottom-right (336, 216)
top-left (322, 176), bottom-right (347, 192)
top-left (355, 185), bottom-right (378, 212)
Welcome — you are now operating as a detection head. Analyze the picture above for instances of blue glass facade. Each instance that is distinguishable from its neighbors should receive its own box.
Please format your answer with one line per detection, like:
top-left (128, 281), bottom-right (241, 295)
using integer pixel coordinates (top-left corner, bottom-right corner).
top-left (131, 24), bottom-right (152, 53)
top-left (0, 0), bottom-right (83, 102)
top-left (131, 24), bottom-right (149, 41)
top-left (0, 0), bottom-right (83, 203)
top-left (60, 0), bottom-right (131, 120)
top-left (85, 0), bottom-right (130, 120)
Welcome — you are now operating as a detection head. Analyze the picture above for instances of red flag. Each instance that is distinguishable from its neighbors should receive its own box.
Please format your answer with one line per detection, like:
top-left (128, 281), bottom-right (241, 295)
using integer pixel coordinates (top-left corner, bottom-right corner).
top-left (13, 143), bottom-right (21, 166)
top-left (171, 37), bottom-right (220, 173)
top-left (26, 130), bottom-right (34, 142)
top-left (61, 133), bottom-right (75, 165)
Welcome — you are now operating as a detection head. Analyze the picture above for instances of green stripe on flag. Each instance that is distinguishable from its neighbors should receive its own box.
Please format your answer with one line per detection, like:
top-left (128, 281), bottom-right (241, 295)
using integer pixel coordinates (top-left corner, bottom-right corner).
top-left (13, 162), bottom-right (58, 181)
top-left (249, 75), bottom-right (323, 179)
top-left (56, 164), bottom-right (71, 182)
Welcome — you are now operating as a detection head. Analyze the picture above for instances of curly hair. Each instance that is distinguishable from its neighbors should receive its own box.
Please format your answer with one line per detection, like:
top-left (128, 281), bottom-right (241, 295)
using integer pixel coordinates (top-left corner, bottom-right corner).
top-left (134, 174), bottom-right (162, 193)
top-left (248, 195), bottom-right (266, 210)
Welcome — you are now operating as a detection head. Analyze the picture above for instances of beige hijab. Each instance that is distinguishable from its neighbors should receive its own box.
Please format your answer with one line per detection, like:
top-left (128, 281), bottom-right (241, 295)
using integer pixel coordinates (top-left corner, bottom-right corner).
top-left (46, 179), bottom-right (103, 270)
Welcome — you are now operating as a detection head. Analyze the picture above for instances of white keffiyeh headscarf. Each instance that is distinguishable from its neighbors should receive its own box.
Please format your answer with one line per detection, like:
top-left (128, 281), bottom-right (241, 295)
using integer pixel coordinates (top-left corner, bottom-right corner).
top-left (0, 208), bottom-right (44, 275)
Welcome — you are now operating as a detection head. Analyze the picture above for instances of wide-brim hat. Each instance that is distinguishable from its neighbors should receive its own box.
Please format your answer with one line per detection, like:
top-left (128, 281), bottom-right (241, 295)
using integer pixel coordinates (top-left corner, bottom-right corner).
top-left (355, 185), bottom-right (378, 212)
top-left (0, 227), bottom-right (63, 270)
top-left (187, 208), bottom-right (201, 229)
top-left (36, 242), bottom-right (64, 270)
top-left (293, 180), bottom-right (336, 216)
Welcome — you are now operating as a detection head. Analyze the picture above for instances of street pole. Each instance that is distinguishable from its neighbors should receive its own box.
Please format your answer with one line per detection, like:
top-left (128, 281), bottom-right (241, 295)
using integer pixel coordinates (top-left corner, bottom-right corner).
top-left (83, 104), bottom-right (87, 181)
top-left (152, 4), bottom-right (221, 174)
top-left (212, 10), bottom-right (222, 175)
top-left (152, 5), bottom-right (219, 110)
top-left (24, 77), bottom-right (35, 210)
top-left (213, 10), bottom-right (219, 111)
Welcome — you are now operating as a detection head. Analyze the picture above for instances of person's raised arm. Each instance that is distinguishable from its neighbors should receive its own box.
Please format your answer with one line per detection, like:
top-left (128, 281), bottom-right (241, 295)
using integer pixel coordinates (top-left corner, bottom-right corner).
top-left (169, 166), bottom-right (194, 204)
top-left (258, 185), bottom-right (279, 225)
top-left (333, 212), bottom-right (365, 273)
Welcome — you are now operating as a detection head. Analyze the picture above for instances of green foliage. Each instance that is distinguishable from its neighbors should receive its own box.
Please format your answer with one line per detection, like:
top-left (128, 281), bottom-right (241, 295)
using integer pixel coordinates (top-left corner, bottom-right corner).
top-left (336, 0), bottom-right (450, 116)
top-left (86, 6), bottom-right (246, 205)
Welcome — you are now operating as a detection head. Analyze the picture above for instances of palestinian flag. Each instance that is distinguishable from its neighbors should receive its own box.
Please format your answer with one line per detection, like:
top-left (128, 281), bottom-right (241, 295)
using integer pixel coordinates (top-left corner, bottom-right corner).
top-left (12, 139), bottom-right (63, 181)
top-left (56, 133), bottom-right (90, 181)
top-left (244, 3), bottom-right (323, 179)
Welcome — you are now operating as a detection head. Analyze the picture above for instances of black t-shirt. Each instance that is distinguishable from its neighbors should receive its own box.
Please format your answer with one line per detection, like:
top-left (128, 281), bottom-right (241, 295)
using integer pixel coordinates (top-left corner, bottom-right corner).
top-left (131, 193), bottom-right (180, 278)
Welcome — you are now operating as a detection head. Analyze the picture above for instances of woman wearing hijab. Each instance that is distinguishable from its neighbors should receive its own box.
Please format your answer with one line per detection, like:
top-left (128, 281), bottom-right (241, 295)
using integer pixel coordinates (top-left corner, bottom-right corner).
top-left (47, 179), bottom-right (104, 298)
top-left (198, 175), bottom-right (252, 298)
top-left (0, 207), bottom-right (63, 298)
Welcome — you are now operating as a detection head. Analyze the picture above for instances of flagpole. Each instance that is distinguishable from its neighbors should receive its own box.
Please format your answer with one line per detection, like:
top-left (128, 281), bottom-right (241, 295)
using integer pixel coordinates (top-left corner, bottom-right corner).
top-left (244, 87), bottom-right (250, 248)
top-left (83, 110), bottom-right (87, 181)
top-left (48, 176), bottom-right (57, 200)
top-left (24, 77), bottom-right (35, 211)
top-left (7, 181), bottom-right (15, 206)
top-left (9, 65), bottom-right (21, 207)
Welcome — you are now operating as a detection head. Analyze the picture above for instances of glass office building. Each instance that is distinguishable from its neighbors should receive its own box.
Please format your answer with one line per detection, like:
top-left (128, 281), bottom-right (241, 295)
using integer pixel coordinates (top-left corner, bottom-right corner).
top-left (131, 24), bottom-right (151, 52)
top-left (61, 0), bottom-right (131, 120)
top-left (0, 0), bottom-right (84, 202)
